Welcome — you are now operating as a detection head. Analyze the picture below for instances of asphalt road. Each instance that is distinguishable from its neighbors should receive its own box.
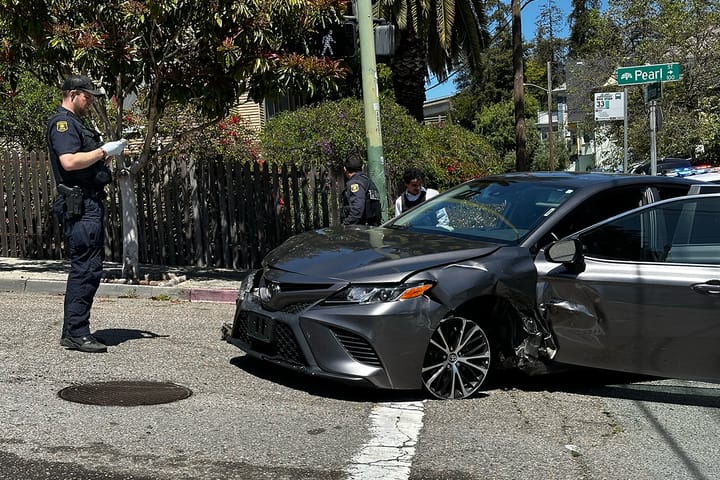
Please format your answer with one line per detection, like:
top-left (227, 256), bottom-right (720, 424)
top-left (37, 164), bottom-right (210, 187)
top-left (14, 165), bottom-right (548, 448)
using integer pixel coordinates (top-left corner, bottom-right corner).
top-left (1, 292), bottom-right (718, 480)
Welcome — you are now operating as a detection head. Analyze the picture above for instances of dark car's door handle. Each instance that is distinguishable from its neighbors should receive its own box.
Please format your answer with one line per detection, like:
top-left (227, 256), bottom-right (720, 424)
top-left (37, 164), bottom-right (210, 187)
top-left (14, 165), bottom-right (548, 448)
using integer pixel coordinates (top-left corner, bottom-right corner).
top-left (691, 280), bottom-right (720, 295)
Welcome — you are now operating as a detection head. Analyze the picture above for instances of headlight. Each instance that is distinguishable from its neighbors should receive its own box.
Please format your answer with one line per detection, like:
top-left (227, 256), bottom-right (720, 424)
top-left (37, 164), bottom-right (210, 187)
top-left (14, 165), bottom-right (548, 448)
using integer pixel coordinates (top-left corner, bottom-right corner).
top-left (238, 270), bottom-right (259, 298)
top-left (328, 282), bottom-right (434, 304)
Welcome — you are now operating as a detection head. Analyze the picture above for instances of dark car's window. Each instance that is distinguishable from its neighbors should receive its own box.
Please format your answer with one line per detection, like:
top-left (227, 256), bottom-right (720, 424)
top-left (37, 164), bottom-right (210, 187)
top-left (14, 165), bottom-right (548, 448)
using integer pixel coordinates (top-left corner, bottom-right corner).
top-left (578, 195), bottom-right (720, 264)
top-left (538, 187), bottom-right (648, 250)
top-left (388, 179), bottom-right (576, 244)
top-left (536, 184), bottom-right (692, 251)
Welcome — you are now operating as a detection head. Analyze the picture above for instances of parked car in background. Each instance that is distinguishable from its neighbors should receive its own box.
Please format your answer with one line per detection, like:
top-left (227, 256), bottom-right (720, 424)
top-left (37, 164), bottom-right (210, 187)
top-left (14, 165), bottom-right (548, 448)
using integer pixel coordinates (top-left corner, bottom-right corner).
top-left (222, 172), bottom-right (704, 399)
top-left (631, 157), bottom-right (692, 176)
top-left (537, 193), bottom-right (720, 383)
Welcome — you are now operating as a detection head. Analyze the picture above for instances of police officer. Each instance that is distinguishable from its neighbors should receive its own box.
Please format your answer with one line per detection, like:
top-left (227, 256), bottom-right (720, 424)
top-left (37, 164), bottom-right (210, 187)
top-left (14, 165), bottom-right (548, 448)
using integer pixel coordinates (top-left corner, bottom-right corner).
top-left (341, 153), bottom-right (381, 225)
top-left (47, 74), bottom-right (127, 353)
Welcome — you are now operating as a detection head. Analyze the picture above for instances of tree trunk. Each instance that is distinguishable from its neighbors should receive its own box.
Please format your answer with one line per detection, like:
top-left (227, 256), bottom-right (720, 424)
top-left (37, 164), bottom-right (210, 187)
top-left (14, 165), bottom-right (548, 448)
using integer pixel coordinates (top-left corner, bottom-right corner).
top-left (118, 173), bottom-right (140, 281)
top-left (512, 0), bottom-right (528, 171)
top-left (390, 31), bottom-right (427, 123)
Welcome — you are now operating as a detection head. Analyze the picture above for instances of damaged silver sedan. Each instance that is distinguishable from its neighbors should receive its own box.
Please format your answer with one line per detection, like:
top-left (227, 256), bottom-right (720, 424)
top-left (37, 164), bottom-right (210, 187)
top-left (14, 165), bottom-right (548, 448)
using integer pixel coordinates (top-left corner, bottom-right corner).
top-left (223, 172), bottom-right (703, 399)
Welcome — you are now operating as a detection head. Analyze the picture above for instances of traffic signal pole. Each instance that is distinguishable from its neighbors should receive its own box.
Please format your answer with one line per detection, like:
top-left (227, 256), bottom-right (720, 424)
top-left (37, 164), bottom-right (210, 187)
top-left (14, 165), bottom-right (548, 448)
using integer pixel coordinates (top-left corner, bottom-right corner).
top-left (355, 0), bottom-right (388, 221)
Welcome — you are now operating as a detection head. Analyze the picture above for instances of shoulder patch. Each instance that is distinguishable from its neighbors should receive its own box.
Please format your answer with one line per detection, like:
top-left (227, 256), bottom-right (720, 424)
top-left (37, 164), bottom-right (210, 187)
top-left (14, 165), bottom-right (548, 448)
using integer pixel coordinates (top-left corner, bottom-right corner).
top-left (56, 121), bottom-right (68, 133)
top-left (350, 183), bottom-right (360, 193)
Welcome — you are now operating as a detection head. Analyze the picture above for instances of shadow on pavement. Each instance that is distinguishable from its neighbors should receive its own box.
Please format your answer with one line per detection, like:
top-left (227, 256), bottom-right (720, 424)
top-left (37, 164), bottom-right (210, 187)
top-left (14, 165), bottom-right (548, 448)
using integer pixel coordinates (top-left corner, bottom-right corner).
top-left (94, 328), bottom-right (170, 346)
top-left (230, 356), bottom-right (429, 403)
top-left (231, 356), bottom-right (720, 407)
top-left (493, 368), bottom-right (720, 408)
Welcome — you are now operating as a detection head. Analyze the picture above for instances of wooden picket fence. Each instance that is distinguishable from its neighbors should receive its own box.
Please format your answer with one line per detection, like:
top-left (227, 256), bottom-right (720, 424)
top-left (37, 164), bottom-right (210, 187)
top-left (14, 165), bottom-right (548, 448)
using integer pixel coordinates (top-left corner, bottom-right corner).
top-left (0, 150), bottom-right (346, 269)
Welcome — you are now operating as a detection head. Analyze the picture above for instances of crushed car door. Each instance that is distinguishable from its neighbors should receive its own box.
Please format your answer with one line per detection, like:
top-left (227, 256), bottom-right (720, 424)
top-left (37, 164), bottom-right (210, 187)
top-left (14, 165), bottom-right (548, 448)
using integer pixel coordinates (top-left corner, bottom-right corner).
top-left (536, 195), bottom-right (720, 383)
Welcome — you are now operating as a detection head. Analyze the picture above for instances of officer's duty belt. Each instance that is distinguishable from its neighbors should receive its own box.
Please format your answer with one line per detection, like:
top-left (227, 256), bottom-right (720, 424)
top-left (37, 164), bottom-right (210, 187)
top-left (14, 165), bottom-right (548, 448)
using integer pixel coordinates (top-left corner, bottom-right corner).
top-left (57, 184), bottom-right (103, 198)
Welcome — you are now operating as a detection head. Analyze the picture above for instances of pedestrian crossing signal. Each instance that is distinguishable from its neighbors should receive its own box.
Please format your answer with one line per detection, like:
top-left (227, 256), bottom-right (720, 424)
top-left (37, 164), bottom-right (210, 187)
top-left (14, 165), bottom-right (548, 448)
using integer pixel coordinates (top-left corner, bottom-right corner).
top-left (318, 22), bottom-right (357, 59)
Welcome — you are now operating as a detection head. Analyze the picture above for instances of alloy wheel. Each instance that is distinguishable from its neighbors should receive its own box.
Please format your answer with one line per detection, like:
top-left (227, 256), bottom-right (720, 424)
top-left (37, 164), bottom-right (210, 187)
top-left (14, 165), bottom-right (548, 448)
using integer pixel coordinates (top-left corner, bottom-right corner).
top-left (421, 316), bottom-right (491, 400)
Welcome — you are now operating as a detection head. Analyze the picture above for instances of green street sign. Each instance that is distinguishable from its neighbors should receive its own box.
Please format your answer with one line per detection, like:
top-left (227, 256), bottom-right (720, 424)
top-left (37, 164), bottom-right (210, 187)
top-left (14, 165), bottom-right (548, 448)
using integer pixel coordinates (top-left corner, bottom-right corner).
top-left (617, 63), bottom-right (681, 86)
top-left (645, 82), bottom-right (662, 102)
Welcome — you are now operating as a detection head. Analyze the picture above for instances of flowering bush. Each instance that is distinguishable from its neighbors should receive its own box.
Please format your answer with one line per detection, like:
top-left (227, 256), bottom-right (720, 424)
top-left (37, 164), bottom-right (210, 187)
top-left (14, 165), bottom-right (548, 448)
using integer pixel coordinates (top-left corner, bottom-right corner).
top-left (261, 95), bottom-right (506, 198)
top-left (421, 123), bottom-right (506, 190)
top-left (178, 113), bottom-right (260, 163)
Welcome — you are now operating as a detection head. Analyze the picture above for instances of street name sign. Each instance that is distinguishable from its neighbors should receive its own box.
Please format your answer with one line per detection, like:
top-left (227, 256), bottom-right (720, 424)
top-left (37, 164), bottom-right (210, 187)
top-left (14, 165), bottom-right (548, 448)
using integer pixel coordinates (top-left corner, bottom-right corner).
top-left (617, 63), bottom-right (681, 86)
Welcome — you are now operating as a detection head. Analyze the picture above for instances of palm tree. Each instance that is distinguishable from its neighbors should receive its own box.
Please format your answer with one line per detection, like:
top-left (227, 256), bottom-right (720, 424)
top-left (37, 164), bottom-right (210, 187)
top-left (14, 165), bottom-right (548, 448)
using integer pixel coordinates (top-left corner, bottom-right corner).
top-left (373, 0), bottom-right (489, 122)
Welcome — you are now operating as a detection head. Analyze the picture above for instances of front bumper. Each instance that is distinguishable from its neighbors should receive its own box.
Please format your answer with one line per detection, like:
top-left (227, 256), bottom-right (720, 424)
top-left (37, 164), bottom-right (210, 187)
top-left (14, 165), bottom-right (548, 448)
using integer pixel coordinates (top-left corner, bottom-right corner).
top-left (223, 292), bottom-right (448, 390)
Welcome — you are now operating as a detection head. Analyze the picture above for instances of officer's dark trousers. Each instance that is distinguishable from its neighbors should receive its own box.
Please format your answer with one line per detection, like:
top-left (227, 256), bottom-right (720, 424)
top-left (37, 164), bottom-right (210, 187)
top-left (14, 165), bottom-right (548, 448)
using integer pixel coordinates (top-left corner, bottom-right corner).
top-left (60, 196), bottom-right (105, 338)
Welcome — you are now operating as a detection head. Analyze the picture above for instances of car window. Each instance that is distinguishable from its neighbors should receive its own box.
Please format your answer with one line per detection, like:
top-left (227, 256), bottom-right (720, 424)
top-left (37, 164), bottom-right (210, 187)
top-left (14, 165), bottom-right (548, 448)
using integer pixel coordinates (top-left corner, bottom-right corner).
top-left (538, 187), bottom-right (647, 249)
top-left (536, 184), bottom-right (691, 250)
top-left (578, 195), bottom-right (720, 264)
top-left (389, 179), bottom-right (576, 244)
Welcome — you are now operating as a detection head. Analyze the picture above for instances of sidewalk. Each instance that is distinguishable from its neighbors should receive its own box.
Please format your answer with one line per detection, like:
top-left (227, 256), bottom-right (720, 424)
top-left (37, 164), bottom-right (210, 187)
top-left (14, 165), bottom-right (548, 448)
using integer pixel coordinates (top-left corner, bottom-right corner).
top-left (0, 256), bottom-right (246, 303)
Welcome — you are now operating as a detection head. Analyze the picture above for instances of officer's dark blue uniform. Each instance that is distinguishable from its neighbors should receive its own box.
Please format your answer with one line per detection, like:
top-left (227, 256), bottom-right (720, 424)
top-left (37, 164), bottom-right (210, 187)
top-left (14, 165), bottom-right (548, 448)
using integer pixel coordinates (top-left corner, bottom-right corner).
top-left (342, 173), bottom-right (371, 225)
top-left (47, 104), bottom-right (109, 345)
top-left (341, 153), bottom-right (382, 226)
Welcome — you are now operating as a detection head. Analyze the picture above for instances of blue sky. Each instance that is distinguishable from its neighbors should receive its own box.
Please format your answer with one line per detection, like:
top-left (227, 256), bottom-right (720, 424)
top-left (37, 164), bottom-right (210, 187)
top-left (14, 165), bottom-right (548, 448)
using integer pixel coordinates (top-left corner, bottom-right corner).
top-left (425, 0), bottom-right (590, 100)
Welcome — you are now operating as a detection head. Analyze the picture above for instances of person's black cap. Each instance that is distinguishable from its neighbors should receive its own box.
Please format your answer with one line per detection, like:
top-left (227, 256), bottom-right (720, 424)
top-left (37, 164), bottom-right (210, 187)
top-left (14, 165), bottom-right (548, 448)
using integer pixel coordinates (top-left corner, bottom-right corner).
top-left (61, 74), bottom-right (103, 96)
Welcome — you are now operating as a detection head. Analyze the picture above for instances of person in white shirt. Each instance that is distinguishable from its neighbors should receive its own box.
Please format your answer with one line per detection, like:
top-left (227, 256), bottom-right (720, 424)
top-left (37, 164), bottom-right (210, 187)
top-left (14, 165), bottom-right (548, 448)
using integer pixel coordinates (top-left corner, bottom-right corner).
top-left (394, 168), bottom-right (440, 216)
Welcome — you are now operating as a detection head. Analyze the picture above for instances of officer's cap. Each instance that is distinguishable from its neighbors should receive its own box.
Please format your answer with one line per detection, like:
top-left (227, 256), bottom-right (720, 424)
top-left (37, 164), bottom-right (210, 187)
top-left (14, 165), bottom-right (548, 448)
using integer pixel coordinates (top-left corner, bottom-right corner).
top-left (61, 74), bottom-right (103, 96)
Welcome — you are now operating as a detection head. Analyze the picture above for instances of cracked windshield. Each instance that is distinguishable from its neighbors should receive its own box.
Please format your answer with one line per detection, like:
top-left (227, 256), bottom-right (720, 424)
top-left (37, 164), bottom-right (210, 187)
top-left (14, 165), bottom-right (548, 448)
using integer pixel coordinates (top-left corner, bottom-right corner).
top-left (389, 179), bottom-right (576, 244)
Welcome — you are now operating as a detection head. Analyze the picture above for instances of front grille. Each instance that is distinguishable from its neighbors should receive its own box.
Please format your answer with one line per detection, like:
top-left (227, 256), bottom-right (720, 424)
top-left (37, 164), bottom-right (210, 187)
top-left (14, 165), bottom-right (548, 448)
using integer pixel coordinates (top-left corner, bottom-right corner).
top-left (233, 311), bottom-right (251, 344)
top-left (233, 312), bottom-right (306, 366)
top-left (257, 274), bottom-right (341, 313)
top-left (272, 322), bottom-right (306, 366)
top-left (281, 303), bottom-right (312, 314)
top-left (331, 328), bottom-right (382, 368)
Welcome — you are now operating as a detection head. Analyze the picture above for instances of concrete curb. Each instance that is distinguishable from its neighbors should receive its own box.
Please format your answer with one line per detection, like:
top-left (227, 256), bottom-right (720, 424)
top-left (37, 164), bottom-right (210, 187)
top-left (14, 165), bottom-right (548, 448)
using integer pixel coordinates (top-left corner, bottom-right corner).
top-left (0, 278), bottom-right (238, 304)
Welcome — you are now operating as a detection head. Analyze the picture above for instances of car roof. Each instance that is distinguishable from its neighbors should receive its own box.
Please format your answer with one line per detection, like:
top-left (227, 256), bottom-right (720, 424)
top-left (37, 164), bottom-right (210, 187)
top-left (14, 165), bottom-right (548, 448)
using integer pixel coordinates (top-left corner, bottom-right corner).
top-left (691, 172), bottom-right (720, 183)
top-left (470, 172), bottom-right (701, 248)
top-left (476, 171), bottom-right (700, 189)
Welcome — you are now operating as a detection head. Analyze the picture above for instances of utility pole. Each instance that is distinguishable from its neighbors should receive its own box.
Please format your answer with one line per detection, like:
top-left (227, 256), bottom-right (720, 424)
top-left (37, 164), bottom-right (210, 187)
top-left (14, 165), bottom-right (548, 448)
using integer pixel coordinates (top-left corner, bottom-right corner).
top-left (355, 0), bottom-right (388, 220)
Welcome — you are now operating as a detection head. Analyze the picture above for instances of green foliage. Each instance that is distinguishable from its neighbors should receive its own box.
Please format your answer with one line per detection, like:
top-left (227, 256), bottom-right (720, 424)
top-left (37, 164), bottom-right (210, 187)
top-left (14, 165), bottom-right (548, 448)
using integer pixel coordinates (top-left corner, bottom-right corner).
top-left (0, 0), bottom-right (348, 168)
top-left (471, 96), bottom-right (548, 171)
top-left (603, 0), bottom-right (720, 163)
top-left (473, 99), bottom-right (519, 159)
top-left (369, 0), bottom-right (490, 122)
top-left (421, 123), bottom-right (504, 189)
top-left (260, 97), bottom-right (369, 167)
top-left (1, 0), bottom-right (351, 276)
top-left (260, 96), bottom-right (502, 194)
top-left (0, 71), bottom-right (57, 150)
top-left (531, 133), bottom-right (571, 171)
top-left (530, 0), bottom-right (568, 82)
top-left (524, 60), bottom-right (547, 87)
top-left (373, 0), bottom-right (490, 82)
top-left (569, 1), bottom-right (617, 59)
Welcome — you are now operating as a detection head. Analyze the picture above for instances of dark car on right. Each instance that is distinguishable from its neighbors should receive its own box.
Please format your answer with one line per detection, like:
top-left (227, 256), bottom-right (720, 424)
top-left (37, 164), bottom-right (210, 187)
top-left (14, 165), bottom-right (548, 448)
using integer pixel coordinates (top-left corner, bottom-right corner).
top-left (632, 157), bottom-right (692, 176)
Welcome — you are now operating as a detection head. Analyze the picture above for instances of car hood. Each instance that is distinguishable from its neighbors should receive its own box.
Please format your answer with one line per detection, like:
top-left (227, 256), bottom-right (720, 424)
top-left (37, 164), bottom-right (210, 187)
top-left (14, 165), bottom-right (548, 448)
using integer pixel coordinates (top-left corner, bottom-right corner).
top-left (262, 226), bottom-right (501, 283)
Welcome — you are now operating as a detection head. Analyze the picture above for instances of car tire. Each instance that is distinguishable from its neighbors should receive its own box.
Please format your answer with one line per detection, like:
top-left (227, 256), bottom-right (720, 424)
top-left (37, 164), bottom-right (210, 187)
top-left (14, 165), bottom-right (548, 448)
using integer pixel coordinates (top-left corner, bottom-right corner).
top-left (421, 315), bottom-right (492, 400)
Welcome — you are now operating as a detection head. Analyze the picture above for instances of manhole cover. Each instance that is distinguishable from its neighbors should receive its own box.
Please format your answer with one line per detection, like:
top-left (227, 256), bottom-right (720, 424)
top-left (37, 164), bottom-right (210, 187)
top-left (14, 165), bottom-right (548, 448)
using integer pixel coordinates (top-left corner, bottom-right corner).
top-left (58, 381), bottom-right (192, 406)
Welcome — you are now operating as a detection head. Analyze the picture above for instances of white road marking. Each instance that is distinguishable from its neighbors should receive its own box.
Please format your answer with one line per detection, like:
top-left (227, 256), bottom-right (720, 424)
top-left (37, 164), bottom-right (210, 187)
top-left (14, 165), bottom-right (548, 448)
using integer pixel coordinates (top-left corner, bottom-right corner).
top-left (345, 401), bottom-right (426, 480)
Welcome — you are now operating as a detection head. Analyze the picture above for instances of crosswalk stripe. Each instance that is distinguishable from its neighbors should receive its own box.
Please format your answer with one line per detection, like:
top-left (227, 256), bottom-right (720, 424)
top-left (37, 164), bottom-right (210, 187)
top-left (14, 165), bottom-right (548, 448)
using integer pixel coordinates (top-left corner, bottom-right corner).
top-left (345, 401), bottom-right (426, 480)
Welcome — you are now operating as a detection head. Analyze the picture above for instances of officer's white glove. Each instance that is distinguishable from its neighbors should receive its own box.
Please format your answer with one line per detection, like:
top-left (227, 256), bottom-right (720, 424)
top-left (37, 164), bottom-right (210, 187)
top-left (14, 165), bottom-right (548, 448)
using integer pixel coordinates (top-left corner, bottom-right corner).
top-left (101, 138), bottom-right (128, 157)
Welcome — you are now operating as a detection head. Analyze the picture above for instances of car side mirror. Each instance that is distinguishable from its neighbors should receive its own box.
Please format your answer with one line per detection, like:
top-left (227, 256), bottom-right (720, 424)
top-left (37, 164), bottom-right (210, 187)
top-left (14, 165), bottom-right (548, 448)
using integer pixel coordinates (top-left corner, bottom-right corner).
top-left (544, 238), bottom-right (585, 273)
